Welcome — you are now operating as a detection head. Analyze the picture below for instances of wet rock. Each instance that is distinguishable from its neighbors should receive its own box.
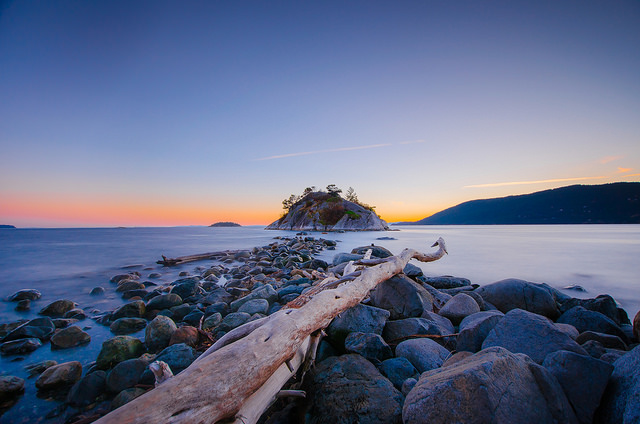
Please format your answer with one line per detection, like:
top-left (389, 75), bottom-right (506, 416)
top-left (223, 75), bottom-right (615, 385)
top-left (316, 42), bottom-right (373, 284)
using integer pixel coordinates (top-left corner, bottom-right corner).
top-left (575, 330), bottom-right (627, 350)
top-left (238, 298), bottom-right (269, 315)
top-left (182, 310), bottom-right (204, 327)
top-left (15, 299), bottom-right (31, 311)
top-left (403, 263), bottom-right (423, 278)
top-left (140, 343), bottom-right (196, 385)
top-left (8, 289), bottom-right (41, 301)
top-left (475, 279), bottom-right (559, 319)
top-left (90, 287), bottom-right (105, 295)
top-left (146, 293), bottom-right (183, 311)
top-left (203, 288), bottom-right (234, 305)
top-left (170, 278), bottom-right (202, 299)
top-left (50, 325), bottom-right (91, 349)
top-left (369, 274), bottom-right (433, 320)
top-left (382, 317), bottom-right (451, 343)
top-left (331, 252), bottom-right (363, 266)
top-left (2, 317), bottom-right (55, 342)
top-left (395, 338), bottom-right (450, 373)
top-left (110, 318), bottom-right (147, 335)
top-left (39, 299), bottom-right (77, 317)
top-left (482, 309), bottom-right (587, 364)
top-left (327, 304), bottom-right (390, 348)
top-left (116, 280), bottom-right (145, 292)
top-left (403, 346), bottom-right (577, 424)
top-left (230, 284), bottom-right (278, 311)
top-left (418, 282), bottom-right (452, 310)
top-left (52, 318), bottom-right (78, 329)
top-left (351, 245), bottom-right (393, 258)
top-left (24, 360), bottom-right (57, 377)
top-left (582, 340), bottom-right (606, 358)
top-left (421, 311), bottom-right (455, 334)
top-left (63, 308), bottom-right (86, 320)
top-left (169, 326), bottom-right (199, 347)
top-left (111, 387), bottom-right (147, 410)
top-left (67, 370), bottom-right (107, 407)
top-left (304, 354), bottom-right (404, 424)
top-left (218, 312), bottom-right (251, 333)
top-left (555, 322), bottom-right (580, 339)
top-left (378, 357), bottom-right (419, 390)
top-left (106, 358), bottom-right (148, 393)
top-left (0, 376), bottom-right (25, 405)
top-left (420, 275), bottom-right (471, 289)
top-left (344, 332), bottom-right (392, 363)
top-left (595, 344), bottom-right (640, 423)
top-left (438, 293), bottom-right (480, 325)
top-left (456, 310), bottom-right (504, 353)
top-left (543, 350), bottom-right (613, 424)
top-left (202, 313), bottom-right (222, 331)
top-left (560, 295), bottom-right (627, 326)
top-left (96, 336), bottom-right (144, 370)
top-left (121, 289), bottom-right (149, 300)
top-left (0, 337), bottom-right (42, 355)
top-left (112, 300), bottom-right (146, 320)
top-left (110, 274), bottom-right (139, 284)
top-left (145, 315), bottom-right (177, 353)
top-left (35, 361), bottom-right (82, 390)
top-left (557, 306), bottom-right (627, 342)
top-left (170, 304), bottom-right (195, 321)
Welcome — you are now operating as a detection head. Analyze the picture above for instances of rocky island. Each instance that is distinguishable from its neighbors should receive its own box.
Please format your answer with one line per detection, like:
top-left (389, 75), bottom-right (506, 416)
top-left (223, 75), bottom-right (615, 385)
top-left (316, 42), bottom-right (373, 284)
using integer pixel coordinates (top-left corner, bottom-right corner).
top-left (0, 225), bottom-right (16, 229)
top-left (266, 185), bottom-right (389, 231)
top-left (209, 222), bottom-right (241, 227)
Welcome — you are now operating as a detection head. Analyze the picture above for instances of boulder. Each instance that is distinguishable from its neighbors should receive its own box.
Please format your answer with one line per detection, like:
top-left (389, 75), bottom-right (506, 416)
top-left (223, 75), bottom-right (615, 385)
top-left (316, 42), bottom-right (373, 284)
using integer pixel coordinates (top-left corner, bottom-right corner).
top-left (438, 293), bottom-right (480, 325)
top-left (351, 245), bottom-right (393, 258)
top-left (111, 274), bottom-right (139, 284)
top-left (67, 370), bottom-right (107, 407)
top-left (50, 325), bottom-right (91, 349)
top-left (39, 299), bottom-right (77, 317)
top-left (202, 313), bottom-right (222, 331)
top-left (456, 310), bottom-right (504, 353)
top-left (238, 299), bottom-right (269, 315)
top-left (112, 301), bottom-right (146, 320)
top-left (0, 375), bottom-right (24, 405)
top-left (170, 279), bottom-right (201, 300)
top-left (1, 317), bottom-right (55, 342)
top-left (557, 306), bottom-right (627, 342)
top-left (24, 360), bottom-right (57, 377)
top-left (146, 293), bottom-right (183, 311)
top-left (0, 338), bottom-right (42, 355)
top-left (170, 304), bottom-right (195, 321)
top-left (35, 361), bottom-right (82, 390)
top-left (382, 317), bottom-right (451, 343)
top-left (369, 274), bottom-right (433, 320)
top-left (203, 288), bottom-right (234, 305)
top-left (344, 332), bottom-right (392, 363)
top-left (559, 295), bottom-right (627, 326)
top-left (90, 287), bottom-right (105, 295)
top-left (8, 289), bottom-right (41, 301)
top-left (140, 343), bottom-right (197, 384)
top-left (169, 326), bottom-right (199, 347)
top-left (403, 346), bottom-right (577, 424)
top-left (96, 336), bottom-right (144, 370)
top-left (575, 330), bottom-right (627, 350)
top-left (395, 338), bottom-right (450, 373)
top-left (111, 387), bottom-right (147, 410)
top-left (116, 280), bottom-right (145, 293)
top-left (106, 358), bottom-right (148, 393)
top-left (15, 299), bottom-right (30, 311)
top-left (595, 344), bottom-right (640, 423)
top-left (110, 318), bottom-right (147, 335)
top-left (633, 310), bottom-right (640, 342)
top-left (145, 315), bottom-right (177, 353)
top-left (482, 309), bottom-right (587, 364)
top-left (378, 357), bottom-right (419, 390)
top-left (230, 284), bottom-right (278, 311)
top-left (420, 276), bottom-right (471, 289)
top-left (326, 304), bottom-right (389, 348)
top-left (418, 282), bottom-right (452, 310)
top-left (542, 350), bottom-right (613, 424)
top-left (182, 310), bottom-right (204, 327)
top-left (475, 279), bottom-right (559, 319)
top-left (217, 312), bottom-right (252, 333)
top-left (331, 252), bottom-right (363, 266)
top-left (304, 354), bottom-right (404, 424)
top-left (420, 311), bottom-right (455, 334)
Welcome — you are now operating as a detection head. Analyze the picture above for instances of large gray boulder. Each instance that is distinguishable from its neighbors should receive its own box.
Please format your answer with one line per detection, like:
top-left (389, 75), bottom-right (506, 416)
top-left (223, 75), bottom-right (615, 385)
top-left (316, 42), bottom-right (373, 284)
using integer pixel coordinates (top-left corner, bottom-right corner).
top-left (438, 293), bottom-right (480, 325)
top-left (382, 317), bottom-right (451, 343)
top-left (542, 350), bottom-right (613, 424)
top-left (344, 332), bottom-right (392, 363)
top-left (482, 309), bottom-right (587, 363)
top-left (475, 279), bottom-right (559, 319)
top-left (595, 345), bottom-right (640, 423)
top-left (457, 310), bottom-right (504, 353)
top-left (327, 304), bottom-right (390, 348)
top-left (403, 346), bottom-right (578, 424)
top-left (395, 338), bottom-right (450, 373)
top-left (557, 306), bottom-right (627, 342)
top-left (304, 354), bottom-right (403, 424)
top-left (369, 274), bottom-right (434, 320)
top-left (145, 315), bottom-right (177, 353)
top-left (230, 284), bottom-right (278, 311)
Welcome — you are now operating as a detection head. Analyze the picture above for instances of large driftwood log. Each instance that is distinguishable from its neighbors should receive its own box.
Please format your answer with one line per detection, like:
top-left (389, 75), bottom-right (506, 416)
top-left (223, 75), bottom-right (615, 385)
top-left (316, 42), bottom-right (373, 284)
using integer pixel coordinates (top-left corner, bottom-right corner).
top-left (95, 239), bottom-right (447, 424)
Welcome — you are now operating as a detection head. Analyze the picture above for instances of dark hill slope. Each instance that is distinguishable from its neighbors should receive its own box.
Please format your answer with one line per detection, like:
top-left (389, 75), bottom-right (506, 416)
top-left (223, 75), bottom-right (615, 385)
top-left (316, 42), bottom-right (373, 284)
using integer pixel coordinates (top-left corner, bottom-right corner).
top-left (411, 183), bottom-right (640, 225)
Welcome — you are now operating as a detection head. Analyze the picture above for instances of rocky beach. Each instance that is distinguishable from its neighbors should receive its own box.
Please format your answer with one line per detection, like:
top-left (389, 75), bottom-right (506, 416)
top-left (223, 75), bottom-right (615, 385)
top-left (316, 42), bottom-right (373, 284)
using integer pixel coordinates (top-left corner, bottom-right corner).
top-left (1, 234), bottom-right (639, 423)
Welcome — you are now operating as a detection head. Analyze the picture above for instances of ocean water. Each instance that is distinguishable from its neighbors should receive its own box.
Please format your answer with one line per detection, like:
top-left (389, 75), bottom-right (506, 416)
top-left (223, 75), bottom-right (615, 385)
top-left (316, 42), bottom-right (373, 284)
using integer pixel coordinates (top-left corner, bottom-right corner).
top-left (0, 224), bottom-right (638, 422)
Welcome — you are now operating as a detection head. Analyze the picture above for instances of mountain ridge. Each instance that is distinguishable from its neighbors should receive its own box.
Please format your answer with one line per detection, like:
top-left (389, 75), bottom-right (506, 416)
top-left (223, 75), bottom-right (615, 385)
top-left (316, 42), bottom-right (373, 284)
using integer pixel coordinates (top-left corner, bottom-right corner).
top-left (400, 182), bottom-right (640, 225)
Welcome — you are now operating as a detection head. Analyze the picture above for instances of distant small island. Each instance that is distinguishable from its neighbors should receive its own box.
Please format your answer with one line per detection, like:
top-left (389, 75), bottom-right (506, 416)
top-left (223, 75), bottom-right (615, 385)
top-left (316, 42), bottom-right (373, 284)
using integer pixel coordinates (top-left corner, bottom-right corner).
top-left (210, 222), bottom-right (241, 227)
top-left (0, 225), bottom-right (16, 229)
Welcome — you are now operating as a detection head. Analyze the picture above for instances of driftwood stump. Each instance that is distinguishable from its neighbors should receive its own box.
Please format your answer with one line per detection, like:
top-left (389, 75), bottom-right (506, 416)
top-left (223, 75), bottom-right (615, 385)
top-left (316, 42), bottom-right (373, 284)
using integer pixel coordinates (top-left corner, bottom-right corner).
top-left (94, 239), bottom-right (447, 424)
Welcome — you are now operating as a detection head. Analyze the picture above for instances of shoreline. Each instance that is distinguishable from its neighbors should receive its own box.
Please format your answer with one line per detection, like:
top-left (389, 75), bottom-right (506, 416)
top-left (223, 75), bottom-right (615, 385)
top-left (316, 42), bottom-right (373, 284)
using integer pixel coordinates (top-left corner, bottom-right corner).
top-left (1, 234), bottom-right (638, 422)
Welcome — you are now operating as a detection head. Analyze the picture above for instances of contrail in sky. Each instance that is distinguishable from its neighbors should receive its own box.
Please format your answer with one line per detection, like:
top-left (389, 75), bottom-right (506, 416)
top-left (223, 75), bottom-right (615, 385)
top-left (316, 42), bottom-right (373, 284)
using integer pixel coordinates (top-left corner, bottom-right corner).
top-left (465, 176), bottom-right (607, 188)
top-left (253, 143), bottom-right (392, 161)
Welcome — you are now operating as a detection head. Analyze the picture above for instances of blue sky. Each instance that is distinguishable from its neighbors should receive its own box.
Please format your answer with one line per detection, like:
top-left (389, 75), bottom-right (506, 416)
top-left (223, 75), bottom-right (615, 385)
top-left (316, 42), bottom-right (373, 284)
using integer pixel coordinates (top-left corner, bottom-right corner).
top-left (1, 1), bottom-right (639, 227)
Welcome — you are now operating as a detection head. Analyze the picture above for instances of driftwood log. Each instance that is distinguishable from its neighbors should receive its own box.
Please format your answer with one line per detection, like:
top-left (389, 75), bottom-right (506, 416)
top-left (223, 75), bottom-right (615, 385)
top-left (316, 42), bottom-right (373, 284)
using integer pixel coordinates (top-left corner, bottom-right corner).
top-left (95, 238), bottom-right (447, 424)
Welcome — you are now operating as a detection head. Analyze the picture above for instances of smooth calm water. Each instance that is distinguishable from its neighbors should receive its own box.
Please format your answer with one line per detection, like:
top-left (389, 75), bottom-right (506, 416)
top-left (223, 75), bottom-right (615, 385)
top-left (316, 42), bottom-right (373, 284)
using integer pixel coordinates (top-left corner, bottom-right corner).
top-left (0, 225), bottom-right (638, 422)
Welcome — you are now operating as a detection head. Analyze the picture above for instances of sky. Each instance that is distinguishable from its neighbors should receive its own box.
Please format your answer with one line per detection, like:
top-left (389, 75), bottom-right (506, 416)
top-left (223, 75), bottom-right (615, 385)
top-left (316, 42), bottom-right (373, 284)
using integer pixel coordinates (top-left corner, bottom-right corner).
top-left (1, 1), bottom-right (639, 227)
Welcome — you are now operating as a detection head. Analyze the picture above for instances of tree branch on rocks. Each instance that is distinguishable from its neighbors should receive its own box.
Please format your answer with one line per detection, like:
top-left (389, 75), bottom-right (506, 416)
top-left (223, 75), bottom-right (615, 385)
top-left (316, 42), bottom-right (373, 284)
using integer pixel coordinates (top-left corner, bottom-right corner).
top-left (93, 238), bottom-right (447, 424)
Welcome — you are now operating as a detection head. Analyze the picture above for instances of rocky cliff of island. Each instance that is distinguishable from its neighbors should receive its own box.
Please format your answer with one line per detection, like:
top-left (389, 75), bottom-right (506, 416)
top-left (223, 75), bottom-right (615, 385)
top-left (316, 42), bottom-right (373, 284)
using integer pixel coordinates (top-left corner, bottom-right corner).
top-left (266, 188), bottom-right (389, 231)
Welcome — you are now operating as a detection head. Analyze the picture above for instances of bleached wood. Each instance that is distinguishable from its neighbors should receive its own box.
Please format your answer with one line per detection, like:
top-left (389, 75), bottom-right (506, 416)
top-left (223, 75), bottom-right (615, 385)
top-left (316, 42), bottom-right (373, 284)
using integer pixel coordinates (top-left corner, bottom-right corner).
top-left (94, 238), bottom-right (447, 424)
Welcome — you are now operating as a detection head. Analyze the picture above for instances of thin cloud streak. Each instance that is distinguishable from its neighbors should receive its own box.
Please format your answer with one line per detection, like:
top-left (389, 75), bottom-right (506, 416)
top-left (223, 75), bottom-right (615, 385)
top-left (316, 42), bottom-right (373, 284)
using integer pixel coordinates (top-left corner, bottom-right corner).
top-left (600, 155), bottom-right (624, 164)
top-left (617, 167), bottom-right (633, 173)
top-left (253, 143), bottom-right (392, 161)
top-left (465, 176), bottom-right (607, 188)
